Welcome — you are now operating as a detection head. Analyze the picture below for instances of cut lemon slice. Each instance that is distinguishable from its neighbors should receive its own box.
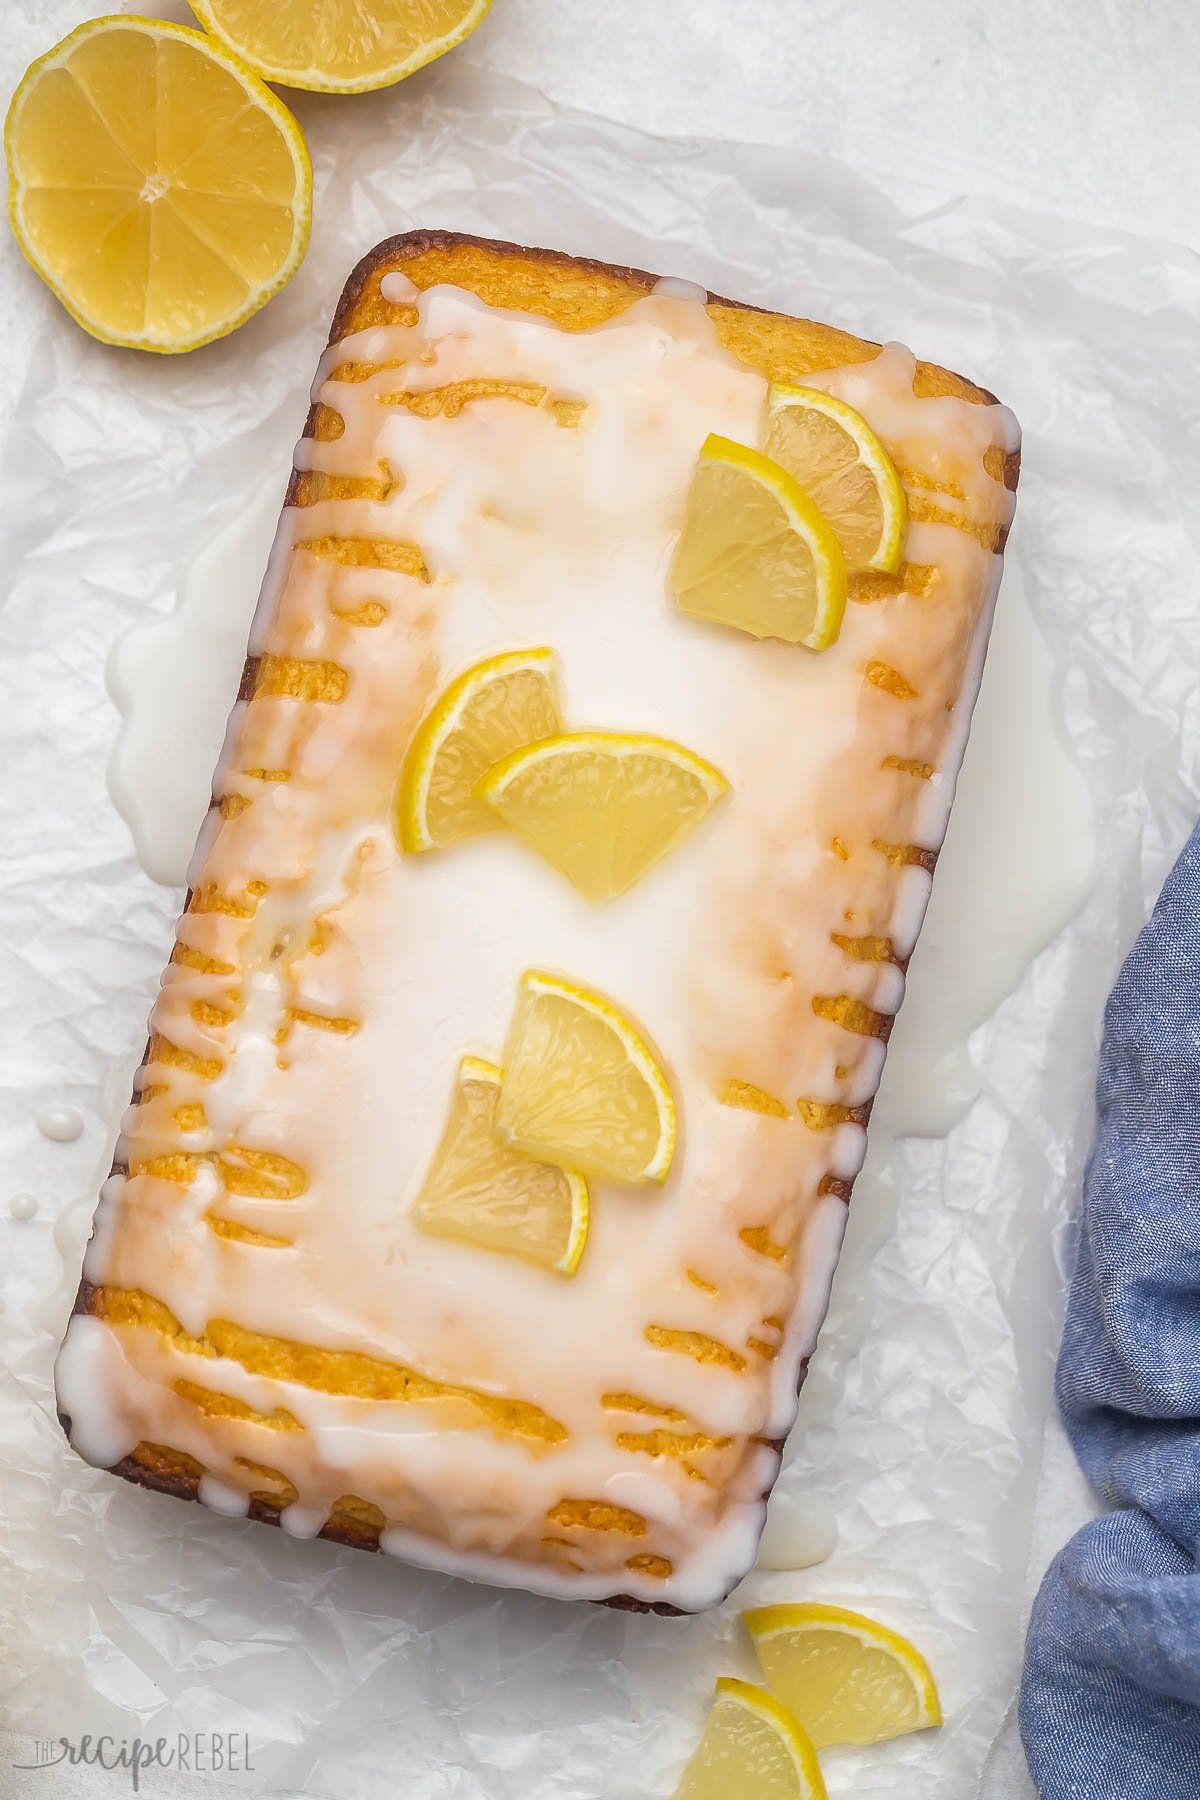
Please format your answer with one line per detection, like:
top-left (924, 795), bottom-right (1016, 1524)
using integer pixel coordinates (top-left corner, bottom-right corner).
top-left (413, 1057), bottom-right (588, 1276)
top-left (496, 971), bottom-right (676, 1185)
top-left (674, 1677), bottom-right (826, 1800)
top-left (192, 0), bottom-right (492, 94)
top-left (479, 731), bottom-right (729, 901)
top-left (399, 648), bottom-right (562, 853)
top-left (766, 383), bottom-right (907, 574)
top-left (5, 18), bottom-right (311, 353)
top-left (745, 1602), bottom-right (942, 1749)
top-left (669, 436), bottom-right (847, 650)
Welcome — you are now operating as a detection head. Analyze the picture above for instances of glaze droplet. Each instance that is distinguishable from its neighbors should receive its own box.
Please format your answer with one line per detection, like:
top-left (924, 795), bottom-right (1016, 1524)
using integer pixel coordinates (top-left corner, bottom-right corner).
top-left (37, 1105), bottom-right (84, 1143)
top-left (10, 1192), bottom-right (38, 1221)
top-left (755, 1492), bottom-right (838, 1570)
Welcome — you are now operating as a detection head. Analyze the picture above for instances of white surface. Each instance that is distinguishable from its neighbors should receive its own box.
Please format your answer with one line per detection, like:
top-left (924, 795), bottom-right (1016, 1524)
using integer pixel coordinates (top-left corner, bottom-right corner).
top-left (0, 3), bottom-right (1194, 1798)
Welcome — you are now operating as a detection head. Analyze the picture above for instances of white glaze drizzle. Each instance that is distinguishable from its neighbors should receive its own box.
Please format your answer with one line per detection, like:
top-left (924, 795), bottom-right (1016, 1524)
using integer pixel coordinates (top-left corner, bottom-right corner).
top-left (754, 1491), bottom-right (838, 1570)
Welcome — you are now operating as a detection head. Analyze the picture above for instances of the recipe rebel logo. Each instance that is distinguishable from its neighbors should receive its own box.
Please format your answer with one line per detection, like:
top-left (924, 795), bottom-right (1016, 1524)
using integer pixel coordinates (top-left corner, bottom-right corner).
top-left (11, 1732), bottom-right (255, 1791)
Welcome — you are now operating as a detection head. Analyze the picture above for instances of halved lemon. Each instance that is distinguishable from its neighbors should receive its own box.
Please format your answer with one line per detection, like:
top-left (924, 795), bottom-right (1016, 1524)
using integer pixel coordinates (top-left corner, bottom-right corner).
top-left (673, 1677), bottom-right (826, 1800)
top-left (192, 0), bottom-right (492, 94)
top-left (399, 648), bottom-right (562, 853)
top-left (479, 731), bottom-right (729, 901)
top-left (669, 436), bottom-right (847, 650)
top-left (496, 971), bottom-right (676, 1186)
top-left (413, 1057), bottom-right (588, 1275)
top-left (5, 17), bottom-right (311, 353)
top-left (766, 383), bottom-right (907, 574)
top-left (744, 1602), bottom-right (942, 1749)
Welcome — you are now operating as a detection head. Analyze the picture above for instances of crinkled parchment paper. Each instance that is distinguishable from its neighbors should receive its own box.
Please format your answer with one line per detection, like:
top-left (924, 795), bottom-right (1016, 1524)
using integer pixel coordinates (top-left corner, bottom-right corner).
top-left (3, 58), bottom-right (1200, 1800)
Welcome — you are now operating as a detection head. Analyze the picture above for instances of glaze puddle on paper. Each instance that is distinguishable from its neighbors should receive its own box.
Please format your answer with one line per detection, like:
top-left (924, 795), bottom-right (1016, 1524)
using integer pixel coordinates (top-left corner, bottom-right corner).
top-left (107, 480), bottom-right (1095, 1152)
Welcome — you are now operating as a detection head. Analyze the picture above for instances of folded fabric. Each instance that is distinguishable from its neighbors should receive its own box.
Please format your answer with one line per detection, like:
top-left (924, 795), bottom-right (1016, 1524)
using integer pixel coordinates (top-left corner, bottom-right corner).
top-left (1020, 821), bottom-right (1200, 1795)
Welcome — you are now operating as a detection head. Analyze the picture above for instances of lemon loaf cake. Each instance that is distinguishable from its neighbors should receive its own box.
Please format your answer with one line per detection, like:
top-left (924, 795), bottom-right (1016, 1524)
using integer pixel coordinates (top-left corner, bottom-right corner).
top-left (56, 231), bottom-right (1020, 1612)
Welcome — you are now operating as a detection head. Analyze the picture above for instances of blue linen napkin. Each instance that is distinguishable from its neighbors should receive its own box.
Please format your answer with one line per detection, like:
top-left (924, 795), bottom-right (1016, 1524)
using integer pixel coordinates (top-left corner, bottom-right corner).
top-left (1020, 822), bottom-right (1200, 1794)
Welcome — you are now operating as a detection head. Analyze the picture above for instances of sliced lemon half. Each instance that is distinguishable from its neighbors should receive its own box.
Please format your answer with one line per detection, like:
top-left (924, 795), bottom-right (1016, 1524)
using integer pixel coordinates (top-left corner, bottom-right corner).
top-left (192, 0), bottom-right (492, 94)
top-left (399, 648), bottom-right (562, 853)
top-left (674, 1677), bottom-right (826, 1800)
top-left (766, 383), bottom-right (907, 574)
top-left (745, 1602), bottom-right (943, 1749)
top-left (669, 435), bottom-right (847, 651)
top-left (496, 971), bottom-right (676, 1186)
top-left (413, 1057), bottom-right (588, 1276)
top-left (5, 17), bottom-right (311, 353)
top-left (479, 731), bottom-right (729, 901)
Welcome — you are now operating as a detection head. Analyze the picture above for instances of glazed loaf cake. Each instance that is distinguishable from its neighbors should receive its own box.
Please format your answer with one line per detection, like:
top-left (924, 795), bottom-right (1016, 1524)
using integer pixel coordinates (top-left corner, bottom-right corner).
top-left (57, 231), bottom-right (1019, 1612)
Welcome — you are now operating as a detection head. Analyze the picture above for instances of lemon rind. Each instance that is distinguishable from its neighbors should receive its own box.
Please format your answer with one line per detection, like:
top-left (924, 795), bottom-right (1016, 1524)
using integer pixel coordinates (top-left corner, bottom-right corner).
top-left (398, 646), bottom-right (559, 853)
top-left (743, 1601), bottom-right (943, 1732)
top-left (709, 1677), bottom-right (827, 1799)
top-left (459, 1054), bottom-right (503, 1086)
top-left (510, 970), bottom-right (677, 1186)
top-left (191, 0), bottom-right (493, 95)
top-left (767, 382), bottom-right (908, 576)
top-left (5, 15), bottom-right (312, 355)
top-left (478, 729), bottom-right (730, 806)
top-left (694, 434), bottom-right (848, 651)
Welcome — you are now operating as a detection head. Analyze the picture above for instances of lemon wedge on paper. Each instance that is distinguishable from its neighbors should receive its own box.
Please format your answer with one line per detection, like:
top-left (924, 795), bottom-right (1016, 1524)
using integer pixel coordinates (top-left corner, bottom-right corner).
top-left (413, 1057), bottom-right (589, 1276)
top-left (766, 383), bottom-right (907, 574)
top-left (745, 1602), bottom-right (943, 1749)
top-left (479, 731), bottom-right (729, 901)
top-left (669, 435), bottom-right (847, 650)
top-left (399, 649), bottom-right (562, 853)
top-left (192, 0), bottom-right (492, 93)
top-left (496, 971), bottom-right (676, 1186)
top-left (673, 1678), bottom-right (827, 1800)
top-left (5, 17), bottom-right (311, 353)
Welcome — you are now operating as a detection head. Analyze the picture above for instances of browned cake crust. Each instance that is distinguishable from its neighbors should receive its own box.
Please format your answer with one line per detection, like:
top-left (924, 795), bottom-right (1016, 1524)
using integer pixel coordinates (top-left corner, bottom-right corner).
top-left (62, 230), bottom-right (1019, 1613)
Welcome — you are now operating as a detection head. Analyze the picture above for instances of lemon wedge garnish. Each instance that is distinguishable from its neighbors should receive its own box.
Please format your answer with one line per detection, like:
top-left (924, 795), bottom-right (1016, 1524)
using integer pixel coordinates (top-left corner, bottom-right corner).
top-left (766, 383), bottom-right (907, 574)
top-left (673, 1678), bottom-right (827, 1800)
top-left (192, 0), bottom-right (492, 93)
top-left (496, 971), bottom-right (676, 1186)
top-left (5, 17), bottom-right (311, 353)
top-left (479, 731), bottom-right (729, 901)
top-left (413, 1057), bottom-right (588, 1276)
top-left (744, 1602), bottom-right (943, 1749)
top-left (399, 649), bottom-right (562, 853)
top-left (669, 435), bottom-right (847, 650)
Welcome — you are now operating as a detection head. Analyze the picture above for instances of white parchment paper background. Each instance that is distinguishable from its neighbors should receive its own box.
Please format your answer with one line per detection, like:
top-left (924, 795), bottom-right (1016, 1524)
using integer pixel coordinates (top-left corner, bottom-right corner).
top-left (2, 57), bottom-right (1200, 1800)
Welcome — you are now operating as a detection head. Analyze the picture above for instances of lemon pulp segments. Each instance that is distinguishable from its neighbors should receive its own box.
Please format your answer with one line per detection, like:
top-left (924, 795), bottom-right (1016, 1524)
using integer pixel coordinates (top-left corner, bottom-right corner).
top-left (399, 648), bottom-right (562, 852)
top-left (669, 435), bottom-right (847, 649)
top-left (413, 1058), bottom-right (588, 1275)
top-left (192, 0), bottom-right (492, 93)
top-left (496, 972), bottom-right (676, 1186)
top-left (766, 383), bottom-right (907, 574)
top-left (480, 731), bottom-right (729, 900)
top-left (5, 17), bottom-right (311, 353)
top-left (673, 1678), bottom-right (826, 1800)
top-left (744, 1602), bottom-right (942, 1748)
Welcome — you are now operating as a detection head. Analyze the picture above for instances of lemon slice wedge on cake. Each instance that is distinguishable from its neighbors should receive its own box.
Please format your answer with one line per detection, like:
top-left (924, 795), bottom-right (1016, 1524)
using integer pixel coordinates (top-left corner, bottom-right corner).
top-left (744, 1602), bottom-right (942, 1748)
top-left (669, 435), bottom-right (847, 650)
top-left (399, 648), bottom-right (562, 852)
top-left (413, 1058), bottom-right (588, 1276)
top-left (673, 1678), bottom-right (826, 1800)
top-left (191, 0), bottom-right (492, 94)
top-left (766, 384), bottom-right (907, 574)
top-left (5, 17), bottom-right (311, 353)
top-left (479, 731), bottom-right (728, 901)
top-left (496, 972), bottom-right (676, 1185)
